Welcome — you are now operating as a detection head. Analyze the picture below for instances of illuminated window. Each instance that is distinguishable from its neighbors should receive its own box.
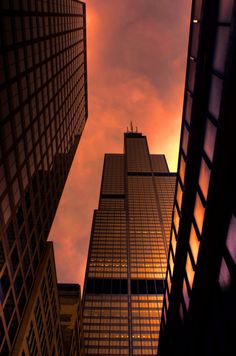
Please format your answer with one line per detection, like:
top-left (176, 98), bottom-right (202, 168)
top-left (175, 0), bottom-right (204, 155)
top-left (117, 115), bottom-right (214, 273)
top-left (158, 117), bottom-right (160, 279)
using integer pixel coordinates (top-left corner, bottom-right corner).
top-left (226, 214), bottom-right (236, 263)
top-left (198, 157), bottom-right (210, 199)
top-left (193, 193), bottom-right (205, 235)
top-left (208, 74), bottom-right (223, 119)
top-left (189, 224), bottom-right (200, 264)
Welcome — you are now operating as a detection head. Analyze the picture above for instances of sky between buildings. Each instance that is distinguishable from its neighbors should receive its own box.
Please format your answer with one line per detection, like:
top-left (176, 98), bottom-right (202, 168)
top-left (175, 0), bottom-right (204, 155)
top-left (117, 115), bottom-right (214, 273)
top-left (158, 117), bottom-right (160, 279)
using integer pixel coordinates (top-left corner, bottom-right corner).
top-left (49, 0), bottom-right (192, 289)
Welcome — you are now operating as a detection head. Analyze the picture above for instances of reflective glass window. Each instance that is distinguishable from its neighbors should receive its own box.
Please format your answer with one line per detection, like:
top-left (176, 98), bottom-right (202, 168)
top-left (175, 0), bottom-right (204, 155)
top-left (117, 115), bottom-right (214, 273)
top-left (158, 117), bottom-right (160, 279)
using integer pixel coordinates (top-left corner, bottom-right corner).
top-left (182, 278), bottom-right (190, 310)
top-left (169, 251), bottom-right (174, 277)
top-left (218, 0), bottom-right (234, 22)
top-left (194, 193), bottom-right (205, 234)
top-left (204, 118), bottom-right (217, 161)
top-left (182, 125), bottom-right (189, 156)
top-left (189, 224), bottom-right (200, 264)
top-left (179, 155), bottom-right (186, 185)
top-left (191, 22), bottom-right (200, 58)
top-left (173, 205), bottom-right (180, 234)
top-left (208, 74), bottom-right (223, 119)
top-left (171, 230), bottom-right (177, 256)
top-left (193, 0), bottom-right (203, 20)
top-left (185, 93), bottom-right (193, 125)
top-left (186, 253), bottom-right (195, 289)
top-left (213, 26), bottom-right (230, 74)
top-left (226, 214), bottom-right (236, 263)
top-left (176, 182), bottom-right (183, 211)
top-left (219, 257), bottom-right (231, 289)
top-left (187, 59), bottom-right (196, 93)
top-left (199, 157), bottom-right (211, 199)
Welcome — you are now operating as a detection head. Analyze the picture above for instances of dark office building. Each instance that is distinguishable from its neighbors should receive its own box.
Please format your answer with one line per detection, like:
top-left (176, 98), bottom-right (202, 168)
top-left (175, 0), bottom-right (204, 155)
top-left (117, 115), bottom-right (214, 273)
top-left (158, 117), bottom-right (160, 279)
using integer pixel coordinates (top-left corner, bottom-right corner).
top-left (0, 0), bottom-right (87, 353)
top-left (58, 283), bottom-right (85, 356)
top-left (83, 129), bottom-right (176, 355)
top-left (159, 1), bottom-right (236, 355)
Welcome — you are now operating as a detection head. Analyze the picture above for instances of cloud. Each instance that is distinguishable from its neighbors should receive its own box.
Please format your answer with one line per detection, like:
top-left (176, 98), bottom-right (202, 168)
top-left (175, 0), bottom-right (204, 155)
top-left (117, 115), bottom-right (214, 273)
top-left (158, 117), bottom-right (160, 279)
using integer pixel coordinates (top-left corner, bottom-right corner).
top-left (49, 0), bottom-right (191, 289)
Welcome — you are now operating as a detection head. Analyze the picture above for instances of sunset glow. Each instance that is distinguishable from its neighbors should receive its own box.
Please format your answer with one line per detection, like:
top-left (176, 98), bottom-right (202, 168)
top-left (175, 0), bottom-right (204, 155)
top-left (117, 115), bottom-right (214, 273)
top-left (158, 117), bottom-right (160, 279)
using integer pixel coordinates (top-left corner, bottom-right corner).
top-left (49, 0), bottom-right (192, 288)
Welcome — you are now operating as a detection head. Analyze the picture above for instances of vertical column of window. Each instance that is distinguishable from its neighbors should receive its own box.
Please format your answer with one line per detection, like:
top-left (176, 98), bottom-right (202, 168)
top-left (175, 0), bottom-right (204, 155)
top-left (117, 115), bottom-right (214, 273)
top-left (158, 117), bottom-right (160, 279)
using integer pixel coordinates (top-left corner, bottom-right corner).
top-left (218, 213), bottom-right (236, 290)
top-left (162, 0), bottom-right (203, 328)
top-left (180, 0), bottom-right (234, 320)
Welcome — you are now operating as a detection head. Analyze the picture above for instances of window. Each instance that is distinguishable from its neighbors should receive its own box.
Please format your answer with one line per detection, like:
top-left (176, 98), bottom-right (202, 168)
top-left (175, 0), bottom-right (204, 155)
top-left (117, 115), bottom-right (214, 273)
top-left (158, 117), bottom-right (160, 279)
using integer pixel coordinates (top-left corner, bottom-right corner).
top-left (179, 154), bottom-right (186, 185)
top-left (204, 119), bottom-right (217, 161)
top-left (208, 74), bottom-right (223, 119)
top-left (226, 214), bottom-right (236, 263)
top-left (199, 157), bottom-right (211, 199)
top-left (190, 22), bottom-right (200, 58)
top-left (182, 125), bottom-right (189, 156)
top-left (182, 278), bottom-right (190, 310)
top-left (213, 26), bottom-right (230, 74)
top-left (185, 253), bottom-right (195, 289)
top-left (187, 59), bottom-right (196, 93)
top-left (193, 193), bottom-right (205, 234)
top-left (219, 257), bottom-right (231, 289)
top-left (184, 93), bottom-right (193, 125)
top-left (218, 0), bottom-right (234, 22)
top-left (189, 224), bottom-right (200, 264)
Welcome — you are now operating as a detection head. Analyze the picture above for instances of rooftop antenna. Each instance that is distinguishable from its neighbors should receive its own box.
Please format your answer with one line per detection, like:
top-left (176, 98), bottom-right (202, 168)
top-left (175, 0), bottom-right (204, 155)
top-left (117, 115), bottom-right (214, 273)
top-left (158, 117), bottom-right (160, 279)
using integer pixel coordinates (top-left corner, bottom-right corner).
top-left (130, 121), bottom-right (134, 133)
top-left (127, 126), bottom-right (129, 133)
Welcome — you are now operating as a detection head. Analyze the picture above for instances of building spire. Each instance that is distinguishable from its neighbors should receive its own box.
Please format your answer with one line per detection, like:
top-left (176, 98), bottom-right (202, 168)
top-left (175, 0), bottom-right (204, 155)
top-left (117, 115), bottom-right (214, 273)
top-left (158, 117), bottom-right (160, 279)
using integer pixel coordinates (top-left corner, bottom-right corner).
top-left (130, 121), bottom-right (134, 132)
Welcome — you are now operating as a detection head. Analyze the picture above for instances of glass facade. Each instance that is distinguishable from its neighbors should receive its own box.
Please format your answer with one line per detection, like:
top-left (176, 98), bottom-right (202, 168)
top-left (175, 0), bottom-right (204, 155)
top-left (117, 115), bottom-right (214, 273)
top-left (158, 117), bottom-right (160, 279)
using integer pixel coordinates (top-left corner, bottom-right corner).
top-left (83, 132), bottom-right (176, 355)
top-left (0, 0), bottom-right (87, 352)
top-left (160, 1), bottom-right (236, 355)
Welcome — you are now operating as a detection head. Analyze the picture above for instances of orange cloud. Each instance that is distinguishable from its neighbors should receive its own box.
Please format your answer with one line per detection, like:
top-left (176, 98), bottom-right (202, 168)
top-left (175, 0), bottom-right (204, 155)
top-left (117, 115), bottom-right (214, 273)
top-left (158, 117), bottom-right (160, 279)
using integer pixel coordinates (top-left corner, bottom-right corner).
top-left (49, 0), bottom-right (192, 289)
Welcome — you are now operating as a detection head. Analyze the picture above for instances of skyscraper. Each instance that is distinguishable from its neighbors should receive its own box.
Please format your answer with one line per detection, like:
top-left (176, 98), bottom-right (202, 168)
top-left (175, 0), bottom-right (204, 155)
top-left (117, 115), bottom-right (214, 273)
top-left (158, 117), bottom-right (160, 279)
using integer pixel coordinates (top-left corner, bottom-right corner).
top-left (83, 129), bottom-right (176, 355)
top-left (0, 0), bottom-right (87, 353)
top-left (159, 1), bottom-right (236, 355)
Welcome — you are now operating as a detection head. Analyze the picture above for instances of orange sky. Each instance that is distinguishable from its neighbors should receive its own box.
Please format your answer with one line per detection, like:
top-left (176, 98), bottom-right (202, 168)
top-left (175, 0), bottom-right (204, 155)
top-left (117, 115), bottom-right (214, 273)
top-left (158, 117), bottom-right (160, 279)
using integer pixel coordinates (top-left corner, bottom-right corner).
top-left (49, 0), bottom-right (192, 288)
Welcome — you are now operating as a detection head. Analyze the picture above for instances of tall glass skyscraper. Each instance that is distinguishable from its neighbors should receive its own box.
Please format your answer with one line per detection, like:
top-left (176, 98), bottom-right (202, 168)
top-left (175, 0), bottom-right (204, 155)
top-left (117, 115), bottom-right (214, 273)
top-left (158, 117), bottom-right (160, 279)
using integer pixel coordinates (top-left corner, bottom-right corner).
top-left (83, 130), bottom-right (176, 355)
top-left (0, 0), bottom-right (87, 353)
top-left (159, 1), bottom-right (236, 355)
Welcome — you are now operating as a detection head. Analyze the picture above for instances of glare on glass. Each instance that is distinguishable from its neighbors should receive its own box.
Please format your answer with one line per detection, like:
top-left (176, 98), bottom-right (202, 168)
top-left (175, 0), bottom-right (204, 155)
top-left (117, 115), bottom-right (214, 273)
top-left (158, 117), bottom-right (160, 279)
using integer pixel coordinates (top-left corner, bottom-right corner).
top-left (203, 118), bottom-right (217, 161)
top-left (208, 74), bottom-right (223, 119)
top-left (219, 257), bottom-right (231, 289)
top-left (226, 214), bottom-right (236, 263)
top-left (194, 193), bottom-right (205, 235)
top-left (213, 26), bottom-right (230, 74)
top-left (189, 224), bottom-right (200, 264)
top-left (218, 0), bottom-right (234, 23)
top-left (199, 157), bottom-right (211, 199)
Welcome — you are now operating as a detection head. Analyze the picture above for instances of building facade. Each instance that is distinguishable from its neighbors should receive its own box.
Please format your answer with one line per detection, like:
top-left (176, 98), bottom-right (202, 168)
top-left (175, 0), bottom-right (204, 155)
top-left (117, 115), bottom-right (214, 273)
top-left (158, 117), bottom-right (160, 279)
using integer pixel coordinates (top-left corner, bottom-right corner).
top-left (12, 242), bottom-right (64, 356)
top-left (159, 1), bottom-right (236, 355)
top-left (83, 131), bottom-right (176, 355)
top-left (0, 0), bottom-right (87, 353)
top-left (58, 283), bottom-right (85, 356)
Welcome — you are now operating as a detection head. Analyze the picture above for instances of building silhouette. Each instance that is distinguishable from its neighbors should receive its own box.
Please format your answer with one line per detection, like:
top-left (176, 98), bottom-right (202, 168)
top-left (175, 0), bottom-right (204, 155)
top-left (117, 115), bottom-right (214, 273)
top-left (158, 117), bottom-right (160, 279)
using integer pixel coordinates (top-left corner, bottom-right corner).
top-left (83, 129), bottom-right (176, 355)
top-left (0, 0), bottom-right (87, 353)
top-left (159, 1), bottom-right (236, 355)
top-left (58, 284), bottom-right (85, 356)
